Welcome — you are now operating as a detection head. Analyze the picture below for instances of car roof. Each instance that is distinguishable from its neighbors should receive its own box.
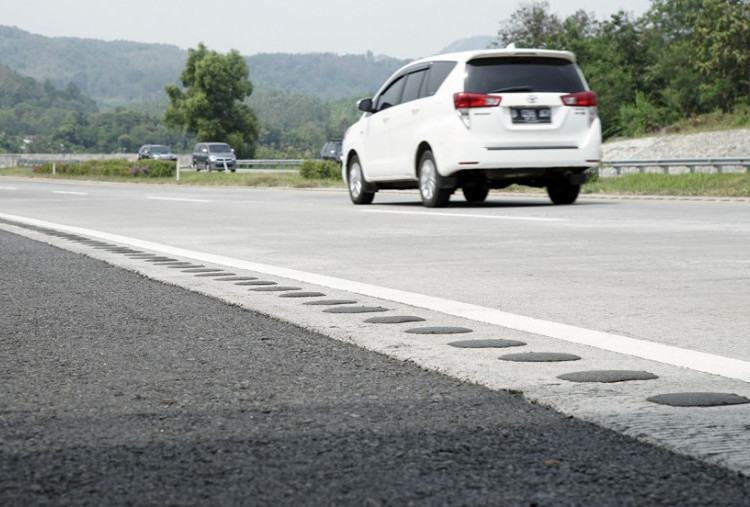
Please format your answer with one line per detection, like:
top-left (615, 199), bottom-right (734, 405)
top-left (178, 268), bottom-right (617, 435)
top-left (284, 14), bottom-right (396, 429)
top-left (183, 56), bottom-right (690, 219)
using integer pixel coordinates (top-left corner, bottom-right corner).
top-left (393, 47), bottom-right (577, 78)
top-left (425, 47), bottom-right (575, 64)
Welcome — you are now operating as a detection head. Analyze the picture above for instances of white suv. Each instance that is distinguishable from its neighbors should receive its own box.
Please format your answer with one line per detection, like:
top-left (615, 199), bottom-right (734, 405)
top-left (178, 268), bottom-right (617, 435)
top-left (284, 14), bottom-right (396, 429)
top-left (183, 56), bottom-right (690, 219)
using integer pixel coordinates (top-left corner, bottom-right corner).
top-left (342, 48), bottom-right (601, 207)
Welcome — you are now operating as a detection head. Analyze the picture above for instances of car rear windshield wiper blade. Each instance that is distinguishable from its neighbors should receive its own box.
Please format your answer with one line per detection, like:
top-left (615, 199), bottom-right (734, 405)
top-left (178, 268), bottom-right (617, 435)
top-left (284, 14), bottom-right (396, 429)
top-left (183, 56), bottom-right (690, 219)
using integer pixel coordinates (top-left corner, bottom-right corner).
top-left (491, 86), bottom-right (534, 93)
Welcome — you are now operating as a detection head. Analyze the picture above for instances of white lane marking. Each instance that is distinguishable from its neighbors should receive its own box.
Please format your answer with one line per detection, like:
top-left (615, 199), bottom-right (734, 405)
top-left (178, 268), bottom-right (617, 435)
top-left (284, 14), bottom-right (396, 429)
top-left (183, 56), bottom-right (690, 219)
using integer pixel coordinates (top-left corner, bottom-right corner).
top-left (147, 197), bottom-right (212, 203)
top-left (0, 186), bottom-right (18, 190)
top-left (2, 212), bottom-right (748, 383)
top-left (363, 209), bottom-right (565, 222)
top-left (52, 191), bottom-right (88, 196)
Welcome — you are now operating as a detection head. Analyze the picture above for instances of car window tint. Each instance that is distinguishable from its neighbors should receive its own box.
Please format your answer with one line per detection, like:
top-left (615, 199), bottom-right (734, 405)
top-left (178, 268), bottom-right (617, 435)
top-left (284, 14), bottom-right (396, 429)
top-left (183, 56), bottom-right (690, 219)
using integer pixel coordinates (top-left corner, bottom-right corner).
top-left (465, 57), bottom-right (586, 94)
top-left (400, 69), bottom-right (427, 104)
top-left (374, 76), bottom-right (406, 112)
top-left (423, 61), bottom-right (457, 97)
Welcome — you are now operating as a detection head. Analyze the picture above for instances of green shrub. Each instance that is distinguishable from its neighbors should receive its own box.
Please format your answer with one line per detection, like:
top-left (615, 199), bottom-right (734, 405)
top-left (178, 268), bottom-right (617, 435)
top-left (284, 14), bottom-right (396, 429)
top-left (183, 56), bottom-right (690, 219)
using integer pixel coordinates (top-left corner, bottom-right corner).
top-left (299, 159), bottom-right (341, 180)
top-left (34, 159), bottom-right (175, 178)
top-left (618, 91), bottom-right (679, 137)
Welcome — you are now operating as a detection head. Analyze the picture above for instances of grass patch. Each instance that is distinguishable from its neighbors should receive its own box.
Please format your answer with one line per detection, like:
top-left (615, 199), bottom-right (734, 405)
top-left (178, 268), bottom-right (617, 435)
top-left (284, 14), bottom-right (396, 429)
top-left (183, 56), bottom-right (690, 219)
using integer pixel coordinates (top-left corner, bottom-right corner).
top-left (583, 172), bottom-right (750, 197)
top-left (0, 165), bottom-right (346, 188)
top-left (177, 171), bottom-right (345, 188)
top-left (2, 165), bottom-right (748, 197)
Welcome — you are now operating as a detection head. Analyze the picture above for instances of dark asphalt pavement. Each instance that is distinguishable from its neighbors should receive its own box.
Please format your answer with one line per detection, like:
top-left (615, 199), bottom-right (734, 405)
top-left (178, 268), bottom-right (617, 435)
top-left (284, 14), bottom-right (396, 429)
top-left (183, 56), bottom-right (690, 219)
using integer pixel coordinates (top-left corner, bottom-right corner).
top-left (1, 229), bottom-right (749, 505)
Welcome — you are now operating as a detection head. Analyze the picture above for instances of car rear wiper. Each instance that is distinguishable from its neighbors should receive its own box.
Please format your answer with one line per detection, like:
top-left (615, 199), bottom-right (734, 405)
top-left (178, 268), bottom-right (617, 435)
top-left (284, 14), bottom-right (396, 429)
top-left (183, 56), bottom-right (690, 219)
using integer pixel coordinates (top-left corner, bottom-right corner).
top-left (491, 86), bottom-right (534, 93)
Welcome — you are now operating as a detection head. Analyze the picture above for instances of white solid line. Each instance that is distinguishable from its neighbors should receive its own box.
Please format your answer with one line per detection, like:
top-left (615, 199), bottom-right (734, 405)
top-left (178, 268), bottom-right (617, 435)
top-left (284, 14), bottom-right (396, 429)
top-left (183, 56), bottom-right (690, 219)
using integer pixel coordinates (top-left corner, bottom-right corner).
top-left (0, 186), bottom-right (18, 190)
top-left (2, 212), bottom-right (748, 383)
top-left (52, 191), bottom-right (87, 195)
top-left (363, 209), bottom-right (565, 222)
top-left (147, 197), bottom-right (212, 203)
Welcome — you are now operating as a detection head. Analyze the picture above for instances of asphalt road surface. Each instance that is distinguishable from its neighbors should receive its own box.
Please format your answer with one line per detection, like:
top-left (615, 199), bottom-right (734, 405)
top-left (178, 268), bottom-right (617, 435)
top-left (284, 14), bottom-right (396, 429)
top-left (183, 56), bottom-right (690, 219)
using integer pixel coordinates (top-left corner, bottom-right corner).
top-left (2, 229), bottom-right (750, 504)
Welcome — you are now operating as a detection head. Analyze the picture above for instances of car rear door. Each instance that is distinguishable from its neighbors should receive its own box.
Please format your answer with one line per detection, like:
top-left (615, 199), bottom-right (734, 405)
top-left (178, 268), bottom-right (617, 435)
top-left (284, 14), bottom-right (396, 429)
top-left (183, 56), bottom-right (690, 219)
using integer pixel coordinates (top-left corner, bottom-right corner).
top-left (464, 57), bottom-right (595, 150)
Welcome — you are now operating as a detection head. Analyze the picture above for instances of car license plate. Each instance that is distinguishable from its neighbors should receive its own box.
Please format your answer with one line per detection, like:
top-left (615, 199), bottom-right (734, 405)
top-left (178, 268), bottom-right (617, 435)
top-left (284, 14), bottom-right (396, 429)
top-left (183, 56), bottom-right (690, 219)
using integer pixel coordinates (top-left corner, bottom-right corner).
top-left (511, 107), bottom-right (551, 124)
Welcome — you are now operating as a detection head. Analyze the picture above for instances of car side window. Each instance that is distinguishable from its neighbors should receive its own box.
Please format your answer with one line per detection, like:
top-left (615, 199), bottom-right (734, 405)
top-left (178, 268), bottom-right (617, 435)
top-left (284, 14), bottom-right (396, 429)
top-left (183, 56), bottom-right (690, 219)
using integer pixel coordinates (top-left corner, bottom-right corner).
top-left (422, 61), bottom-right (457, 97)
top-left (374, 76), bottom-right (406, 112)
top-left (400, 69), bottom-right (427, 104)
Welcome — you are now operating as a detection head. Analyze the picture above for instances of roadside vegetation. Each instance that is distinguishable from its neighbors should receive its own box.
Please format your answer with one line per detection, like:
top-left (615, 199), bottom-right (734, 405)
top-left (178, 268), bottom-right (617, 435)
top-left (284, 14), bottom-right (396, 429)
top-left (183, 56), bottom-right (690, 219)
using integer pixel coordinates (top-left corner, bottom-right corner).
top-left (3, 160), bottom-right (749, 197)
top-left (1, 0), bottom-right (748, 158)
top-left (582, 172), bottom-right (750, 197)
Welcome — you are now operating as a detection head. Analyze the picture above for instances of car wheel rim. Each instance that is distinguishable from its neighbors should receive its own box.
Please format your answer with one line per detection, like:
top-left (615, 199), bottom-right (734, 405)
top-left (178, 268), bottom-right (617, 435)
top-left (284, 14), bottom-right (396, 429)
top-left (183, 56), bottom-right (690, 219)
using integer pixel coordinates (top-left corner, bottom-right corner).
top-left (420, 159), bottom-right (436, 201)
top-left (349, 163), bottom-right (362, 197)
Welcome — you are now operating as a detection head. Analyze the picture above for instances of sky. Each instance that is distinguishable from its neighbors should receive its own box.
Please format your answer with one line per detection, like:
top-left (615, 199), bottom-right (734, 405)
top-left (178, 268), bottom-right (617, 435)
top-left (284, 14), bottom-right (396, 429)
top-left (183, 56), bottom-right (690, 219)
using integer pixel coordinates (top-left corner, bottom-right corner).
top-left (2, 0), bottom-right (653, 59)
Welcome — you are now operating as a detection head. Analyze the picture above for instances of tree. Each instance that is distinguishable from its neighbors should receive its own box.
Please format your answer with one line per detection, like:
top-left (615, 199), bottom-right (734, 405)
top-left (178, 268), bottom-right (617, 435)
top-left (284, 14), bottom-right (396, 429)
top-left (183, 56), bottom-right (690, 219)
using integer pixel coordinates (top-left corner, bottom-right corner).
top-left (676, 0), bottom-right (750, 108)
top-left (495, 1), bottom-right (563, 48)
top-left (163, 43), bottom-right (259, 158)
top-left (581, 11), bottom-right (649, 138)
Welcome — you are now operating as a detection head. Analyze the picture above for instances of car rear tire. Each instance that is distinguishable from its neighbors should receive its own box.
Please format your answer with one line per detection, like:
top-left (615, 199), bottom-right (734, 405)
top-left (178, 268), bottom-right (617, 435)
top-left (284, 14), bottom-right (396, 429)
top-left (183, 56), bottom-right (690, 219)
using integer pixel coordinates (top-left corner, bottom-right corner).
top-left (347, 156), bottom-right (375, 205)
top-left (419, 151), bottom-right (451, 208)
top-left (462, 185), bottom-right (489, 203)
top-left (547, 181), bottom-right (580, 205)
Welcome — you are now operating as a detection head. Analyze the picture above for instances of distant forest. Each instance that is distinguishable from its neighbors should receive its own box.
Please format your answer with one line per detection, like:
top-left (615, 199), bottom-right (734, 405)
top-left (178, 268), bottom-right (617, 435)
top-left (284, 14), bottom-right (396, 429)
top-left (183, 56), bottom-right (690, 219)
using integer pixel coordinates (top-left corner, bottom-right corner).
top-left (0, 0), bottom-right (747, 156)
top-left (0, 25), bottom-right (408, 156)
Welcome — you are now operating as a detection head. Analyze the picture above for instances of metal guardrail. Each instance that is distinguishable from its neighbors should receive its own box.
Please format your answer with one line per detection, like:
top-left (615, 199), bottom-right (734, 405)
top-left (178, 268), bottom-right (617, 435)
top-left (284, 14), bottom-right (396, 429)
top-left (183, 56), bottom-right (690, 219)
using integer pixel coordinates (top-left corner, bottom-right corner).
top-left (236, 159), bottom-right (303, 168)
top-left (600, 157), bottom-right (750, 175)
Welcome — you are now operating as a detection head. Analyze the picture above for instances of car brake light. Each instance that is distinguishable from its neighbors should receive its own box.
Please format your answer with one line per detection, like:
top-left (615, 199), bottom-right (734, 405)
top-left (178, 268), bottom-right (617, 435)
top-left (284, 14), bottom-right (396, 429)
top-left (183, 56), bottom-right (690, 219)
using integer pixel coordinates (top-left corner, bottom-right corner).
top-left (454, 92), bottom-right (502, 109)
top-left (561, 91), bottom-right (597, 106)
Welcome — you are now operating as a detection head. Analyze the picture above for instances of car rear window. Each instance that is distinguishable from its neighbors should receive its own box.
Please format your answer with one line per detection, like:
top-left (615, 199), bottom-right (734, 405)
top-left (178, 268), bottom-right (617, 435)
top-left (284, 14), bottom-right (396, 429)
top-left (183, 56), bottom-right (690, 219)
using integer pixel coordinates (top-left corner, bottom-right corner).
top-left (465, 57), bottom-right (586, 94)
top-left (208, 143), bottom-right (232, 152)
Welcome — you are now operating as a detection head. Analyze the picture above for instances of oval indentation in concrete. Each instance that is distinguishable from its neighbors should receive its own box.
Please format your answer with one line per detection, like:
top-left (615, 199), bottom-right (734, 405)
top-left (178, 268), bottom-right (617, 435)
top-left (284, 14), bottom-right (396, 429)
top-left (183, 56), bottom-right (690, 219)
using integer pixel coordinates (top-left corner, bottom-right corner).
top-left (303, 300), bottom-right (358, 306)
top-left (558, 370), bottom-right (659, 383)
top-left (500, 352), bottom-right (581, 362)
top-left (324, 306), bottom-right (390, 314)
top-left (128, 253), bottom-right (160, 259)
top-left (165, 263), bottom-right (202, 268)
top-left (145, 257), bottom-right (178, 262)
top-left (195, 272), bottom-right (236, 277)
top-left (405, 326), bottom-right (473, 335)
top-left (236, 280), bottom-right (277, 286)
top-left (448, 339), bottom-right (526, 348)
top-left (215, 276), bottom-right (258, 282)
top-left (364, 316), bottom-right (426, 324)
top-left (182, 268), bottom-right (226, 273)
top-left (250, 286), bottom-right (301, 292)
top-left (647, 392), bottom-right (750, 407)
top-left (279, 292), bottom-right (326, 298)
top-left (105, 247), bottom-right (138, 253)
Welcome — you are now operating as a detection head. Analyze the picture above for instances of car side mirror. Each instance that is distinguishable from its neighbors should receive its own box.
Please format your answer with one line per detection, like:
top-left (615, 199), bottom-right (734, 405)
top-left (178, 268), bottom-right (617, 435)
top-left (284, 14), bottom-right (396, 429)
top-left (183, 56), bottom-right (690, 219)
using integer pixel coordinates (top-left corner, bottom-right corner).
top-left (357, 98), bottom-right (374, 113)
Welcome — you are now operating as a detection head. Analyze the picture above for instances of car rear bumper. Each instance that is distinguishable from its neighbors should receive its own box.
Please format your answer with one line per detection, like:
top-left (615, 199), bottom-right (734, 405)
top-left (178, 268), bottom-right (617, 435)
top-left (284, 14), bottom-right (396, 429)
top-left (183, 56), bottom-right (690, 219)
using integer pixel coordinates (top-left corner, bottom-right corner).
top-left (435, 120), bottom-right (601, 177)
top-left (208, 161), bottom-right (236, 171)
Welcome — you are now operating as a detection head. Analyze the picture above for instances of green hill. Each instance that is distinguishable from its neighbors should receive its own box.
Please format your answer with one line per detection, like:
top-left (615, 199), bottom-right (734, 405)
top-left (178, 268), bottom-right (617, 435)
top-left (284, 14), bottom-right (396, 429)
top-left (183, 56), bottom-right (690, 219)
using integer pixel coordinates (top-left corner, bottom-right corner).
top-left (0, 26), bottom-right (408, 106)
top-left (0, 26), bottom-right (185, 106)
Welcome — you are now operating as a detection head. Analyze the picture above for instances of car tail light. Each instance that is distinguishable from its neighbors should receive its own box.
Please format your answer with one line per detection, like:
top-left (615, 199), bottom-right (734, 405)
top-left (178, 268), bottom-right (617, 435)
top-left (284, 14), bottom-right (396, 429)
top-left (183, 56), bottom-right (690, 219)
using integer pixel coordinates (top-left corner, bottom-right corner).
top-left (560, 91), bottom-right (597, 106)
top-left (454, 92), bottom-right (502, 109)
top-left (561, 91), bottom-right (598, 127)
top-left (454, 93), bottom-right (501, 128)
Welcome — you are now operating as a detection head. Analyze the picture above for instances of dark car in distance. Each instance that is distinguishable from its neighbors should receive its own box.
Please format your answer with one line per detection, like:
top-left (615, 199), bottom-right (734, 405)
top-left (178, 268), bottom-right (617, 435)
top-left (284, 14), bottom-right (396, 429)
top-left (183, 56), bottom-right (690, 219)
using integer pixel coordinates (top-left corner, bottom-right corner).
top-left (320, 140), bottom-right (343, 164)
top-left (137, 144), bottom-right (177, 161)
top-left (192, 142), bottom-right (237, 172)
